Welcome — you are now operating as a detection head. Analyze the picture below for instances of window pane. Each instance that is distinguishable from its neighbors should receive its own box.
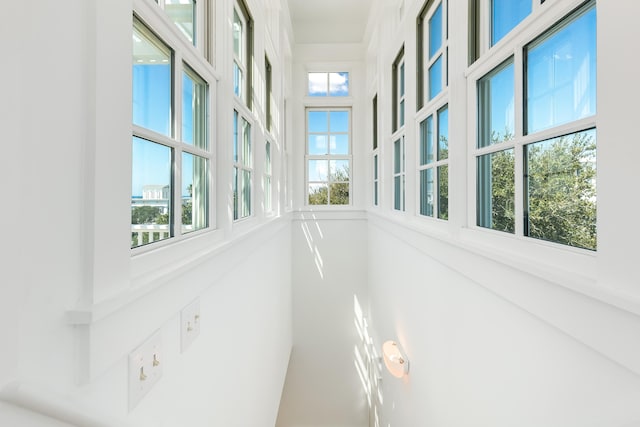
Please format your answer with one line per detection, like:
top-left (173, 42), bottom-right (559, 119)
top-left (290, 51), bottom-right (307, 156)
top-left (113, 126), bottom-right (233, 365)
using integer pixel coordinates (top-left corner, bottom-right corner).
top-left (233, 110), bottom-right (239, 162)
top-left (400, 62), bottom-right (405, 97)
top-left (330, 111), bottom-right (349, 132)
top-left (265, 176), bottom-right (272, 211)
top-left (429, 55), bottom-right (443, 100)
top-left (330, 182), bottom-right (350, 205)
top-left (309, 72), bottom-right (328, 96)
top-left (233, 167), bottom-right (238, 220)
top-left (429, 3), bottom-right (443, 59)
top-left (394, 176), bottom-right (402, 211)
top-left (477, 149), bottom-right (515, 233)
top-left (420, 168), bottom-right (434, 217)
top-left (438, 105), bottom-right (449, 160)
top-left (309, 135), bottom-right (328, 155)
top-left (329, 72), bottom-right (349, 96)
top-left (438, 165), bottom-right (449, 220)
top-left (491, 0), bottom-right (531, 46)
top-left (394, 139), bottom-right (402, 174)
top-left (308, 111), bottom-right (328, 132)
top-left (330, 160), bottom-right (350, 182)
top-left (420, 116), bottom-right (434, 165)
top-left (308, 160), bottom-right (328, 182)
top-left (265, 141), bottom-right (272, 174)
top-left (233, 9), bottom-right (243, 58)
top-left (241, 169), bottom-right (251, 218)
top-left (133, 21), bottom-right (172, 136)
top-left (330, 135), bottom-right (349, 155)
top-left (165, 0), bottom-right (195, 44)
top-left (309, 184), bottom-right (328, 205)
top-left (131, 137), bottom-right (172, 248)
top-left (182, 152), bottom-right (209, 233)
top-left (478, 60), bottom-right (514, 147)
top-left (525, 129), bottom-right (596, 250)
top-left (182, 66), bottom-right (208, 149)
top-left (233, 62), bottom-right (243, 99)
top-left (374, 154), bottom-right (378, 180)
top-left (241, 117), bottom-right (252, 168)
top-left (400, 100), bottom-right (405, 127)
top-left (526, 4), bottom-right (596, 134)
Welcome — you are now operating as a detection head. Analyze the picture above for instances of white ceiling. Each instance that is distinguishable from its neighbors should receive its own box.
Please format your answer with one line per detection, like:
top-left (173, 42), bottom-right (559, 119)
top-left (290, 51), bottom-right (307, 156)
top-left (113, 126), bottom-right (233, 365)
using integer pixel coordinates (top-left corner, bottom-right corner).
top-left (286, 0), bottom-right (374, 44)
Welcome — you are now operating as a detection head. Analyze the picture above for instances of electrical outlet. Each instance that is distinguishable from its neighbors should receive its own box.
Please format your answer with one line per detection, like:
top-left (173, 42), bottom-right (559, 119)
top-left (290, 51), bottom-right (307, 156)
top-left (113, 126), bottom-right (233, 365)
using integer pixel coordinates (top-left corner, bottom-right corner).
top-left (128, 329), bottom-right (163, 411)
top-left (180, 298), bottom-right (201, 352)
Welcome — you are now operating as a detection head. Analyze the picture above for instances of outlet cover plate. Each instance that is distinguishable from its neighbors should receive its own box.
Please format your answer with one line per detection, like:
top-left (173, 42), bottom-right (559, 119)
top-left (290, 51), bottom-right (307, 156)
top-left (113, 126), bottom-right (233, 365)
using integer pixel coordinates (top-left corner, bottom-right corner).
top-left (180, 298), bottom-right (201, 352)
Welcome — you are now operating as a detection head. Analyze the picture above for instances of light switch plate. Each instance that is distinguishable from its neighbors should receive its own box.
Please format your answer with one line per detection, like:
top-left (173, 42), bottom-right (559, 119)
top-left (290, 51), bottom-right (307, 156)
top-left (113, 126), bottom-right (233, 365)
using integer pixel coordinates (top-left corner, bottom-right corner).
top-left (180, 298), bottom-right (201, 353)
top-left (128, 329), bottom-right (163, 411)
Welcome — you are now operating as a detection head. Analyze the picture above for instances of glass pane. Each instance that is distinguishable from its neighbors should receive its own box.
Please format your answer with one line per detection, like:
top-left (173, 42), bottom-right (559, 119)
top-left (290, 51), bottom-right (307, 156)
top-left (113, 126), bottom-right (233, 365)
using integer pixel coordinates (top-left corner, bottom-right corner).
top-left (478, 60), bottom-right (515, 147)
top-left (374, 182), bottom-right (378, 206)
top-left (400, 62), bottom-right (405, 97)
top-left (308, 111), bottom-right (328, 132)
top-left (309, 184), bottom-right (328, 205)
top-left (491, 0), bottom-right (531, 46)
top-left (264, 176), bottom-right (272, 212)
top-left (265, 141), bottom-right (272, 174)
top-left (394, 139), bottom-right (402, 174)
top-left (526, 4), bottom-right (596, 134)
top-left (330, 182), bottom-right (350, 205)
top-left (420, 168), bottom-right (434, 217)
top-left (330, 135), bottom-right (349, 155)
top-left (374, 154), bottom-right (378, 180)
top-left (329, 72), bottom-right (349, 96)
top-left (394, 176), bottom-right (402, 211)
top-left (233, 9), bottom-right (243, 58)
top-left (182, 66), bottom-right (208, 149)
top-left (131, 137), bottom-right (172, 248)
top-left (241, 117), bottom-right (251, 168)
top-left (165, 0), bottom-right (195, 44)
top-left (429, 3), bottom-right (443, 59)
top-left (182, 152), bottom-right (209, 234)
top-left (420, 116), bottom-right (434, 165)
top-left (308, 135), bottom-right (328, 155)
top-left (241, 169), bottom-right (251, 218)
top-left (233, 62), bottom-right (243, 99)
top-left (525, 129), bottom-right (596, 250)
top-left (233, 167), bottom-right (238, 220)
top-left (330, 111), bottom-right (349, 132)
top-left (309, 72), bottom-right (328, 96)
top-left (330, 160), bottom-right (350, 182)
top-left (438, 105), bottom-right (449, 160)
top-left (438, 165), bottom-right (449, 220)
top-left (399, 100), bottom-right (405, 128)
top-left (233, 110), bottom-right (238, 163)
top-left (429, 55), bottom-right (443, 100)
top-left (477, 149), bottom-right (515, 233)
top-left (308, 160), bottom-right (328, 182)
top-left (133, 21), bottom-right (172, 136)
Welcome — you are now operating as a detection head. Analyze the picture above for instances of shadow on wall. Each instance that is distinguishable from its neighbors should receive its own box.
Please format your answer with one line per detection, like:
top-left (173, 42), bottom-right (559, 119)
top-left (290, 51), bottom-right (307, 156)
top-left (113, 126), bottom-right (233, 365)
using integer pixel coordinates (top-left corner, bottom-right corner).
top-left (299, 212), bottom-right (325, 279)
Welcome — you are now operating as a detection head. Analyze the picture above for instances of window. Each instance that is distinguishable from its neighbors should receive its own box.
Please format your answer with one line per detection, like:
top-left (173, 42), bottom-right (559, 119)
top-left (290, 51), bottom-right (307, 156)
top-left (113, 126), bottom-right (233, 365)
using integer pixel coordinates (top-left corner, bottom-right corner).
top-left (233, 110), bottom-right (253, 219)
top-left (474, 1), bottom-right (596, 250)
top-left (307, 109), bottom-right (351, 205)
top-left (308, 72), bottom-right (350, 96)
top-left (417, 0), bottom-right (448, 109)
top-left (132, 17), bottom-right (211, 249)
top-left (392, 48), bottom-right (405, 132)
top-left (419, 105), bottom-right (448, 219)
top-left (233, 0), bottom-right (253, 107)
top-left (265, 56), bottom-right (273, 132)
top-left (393, 136), bottom-right (405, 211)
top-left (372, 95), bottom-right (379, 206)
top-left (264, 140), bottom-right (272, 213)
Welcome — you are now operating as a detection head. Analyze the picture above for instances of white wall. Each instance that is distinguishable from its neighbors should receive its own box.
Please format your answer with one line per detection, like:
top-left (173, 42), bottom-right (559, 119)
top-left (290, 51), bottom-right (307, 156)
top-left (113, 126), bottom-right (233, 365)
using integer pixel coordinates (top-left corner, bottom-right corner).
top-left (0, 0), bottom-right (294, 426)
top-left (362, 0), bottom-right (640, 426)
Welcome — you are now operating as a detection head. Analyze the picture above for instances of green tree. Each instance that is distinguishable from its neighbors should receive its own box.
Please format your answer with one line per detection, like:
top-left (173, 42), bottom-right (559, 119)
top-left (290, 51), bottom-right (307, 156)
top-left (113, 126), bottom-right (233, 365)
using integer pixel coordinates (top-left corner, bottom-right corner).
top-left (309, 164), bottom-right (350, 205)
top-left (131, 206), bottom-right (162, 224)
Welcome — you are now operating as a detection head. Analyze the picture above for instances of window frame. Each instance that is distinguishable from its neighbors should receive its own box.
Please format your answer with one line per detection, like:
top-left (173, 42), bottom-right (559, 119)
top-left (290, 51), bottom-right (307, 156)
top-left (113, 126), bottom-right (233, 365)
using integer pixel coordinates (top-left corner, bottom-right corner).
top-left (393, 135), bottom-right (406, 212)
top-left (233, 109), bottom-right (254, 220)
top-left (131, 9), bottom-right (216, 253)
top-left (417, 0), bottom-right (448, 110)
top-left (392, 47), bottom-right (405, 133)
top-left (372, 94), bottom-right (380, 207)
top-left (467, 0), bottom-right (597, 252)
top-left (233, 0), bottom-right (253, 108)
top-left (305, 107), bottom-right (353, 207)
